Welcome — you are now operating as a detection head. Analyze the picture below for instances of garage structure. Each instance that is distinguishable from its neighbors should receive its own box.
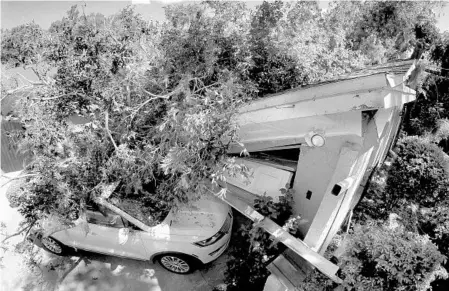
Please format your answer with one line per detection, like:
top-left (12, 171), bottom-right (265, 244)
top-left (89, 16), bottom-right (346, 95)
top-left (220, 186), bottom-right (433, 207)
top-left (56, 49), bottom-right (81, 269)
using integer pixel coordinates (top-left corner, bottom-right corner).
top-left (221, 59), bottom-right (421, 289)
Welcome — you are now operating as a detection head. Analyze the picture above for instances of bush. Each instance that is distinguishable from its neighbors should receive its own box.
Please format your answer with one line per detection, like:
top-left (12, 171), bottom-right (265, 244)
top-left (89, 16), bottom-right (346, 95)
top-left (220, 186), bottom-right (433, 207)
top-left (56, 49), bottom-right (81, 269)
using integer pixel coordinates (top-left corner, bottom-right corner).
top-left (223, 222), bottom-right (281, 291)
top-left (355, 136), bottom-right (449, 222)
top-left (398, 204), bottom-right (449, 257)
top-left (384, 136), bottom-right (449, 208)
top-left (223, 187), bottom-right (300, 291)
top-left (336, 223), bottom-right (447, 291)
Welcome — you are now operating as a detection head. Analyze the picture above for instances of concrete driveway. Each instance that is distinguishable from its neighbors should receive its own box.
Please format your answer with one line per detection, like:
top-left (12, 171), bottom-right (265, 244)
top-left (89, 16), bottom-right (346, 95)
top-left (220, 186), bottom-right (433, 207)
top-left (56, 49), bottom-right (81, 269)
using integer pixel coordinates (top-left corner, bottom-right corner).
top-left (57, 249), bottom-right (228, 291)
top-left (0, 172), bottom-right (229, 291)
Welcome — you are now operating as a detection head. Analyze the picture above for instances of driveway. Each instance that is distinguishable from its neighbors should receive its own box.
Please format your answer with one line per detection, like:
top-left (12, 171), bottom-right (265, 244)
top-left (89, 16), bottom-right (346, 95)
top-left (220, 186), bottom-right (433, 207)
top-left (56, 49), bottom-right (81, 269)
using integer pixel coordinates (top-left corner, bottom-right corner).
top-left (0, 172), bottom-right (229, 291)
top-left (57, 249), bottom-right (228, 291)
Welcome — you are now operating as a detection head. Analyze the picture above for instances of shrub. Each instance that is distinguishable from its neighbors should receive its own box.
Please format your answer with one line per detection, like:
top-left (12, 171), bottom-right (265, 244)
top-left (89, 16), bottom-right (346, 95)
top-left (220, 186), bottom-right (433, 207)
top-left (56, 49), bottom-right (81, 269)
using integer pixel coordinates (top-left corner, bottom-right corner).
top-left (336, 223), bottom-right (447, 291)
top-left (384, 136), bottom-right (449, 208)
top-left (223, 222), bottom-right (281, 291)
top-left (223, 187), bottom-right (300, 291)
top-left (399, 204), bottom-right (449, 257)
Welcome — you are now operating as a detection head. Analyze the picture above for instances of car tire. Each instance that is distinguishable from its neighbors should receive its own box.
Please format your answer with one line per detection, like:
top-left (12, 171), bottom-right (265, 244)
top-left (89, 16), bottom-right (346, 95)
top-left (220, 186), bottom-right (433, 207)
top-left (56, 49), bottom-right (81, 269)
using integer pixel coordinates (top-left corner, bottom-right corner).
top-left (158, 254), bottom-right (195, 274)
top-left (41, 236), bottom-right (68, 256)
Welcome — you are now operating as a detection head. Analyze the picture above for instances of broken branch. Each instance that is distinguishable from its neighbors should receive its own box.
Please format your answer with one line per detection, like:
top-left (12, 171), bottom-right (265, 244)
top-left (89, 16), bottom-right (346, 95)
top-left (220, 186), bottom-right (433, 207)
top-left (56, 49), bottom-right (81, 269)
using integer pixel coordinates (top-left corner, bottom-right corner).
top-left (14, 72), bottom-right (45, 86)
top-left (57, 256), bottom-right (84, 286)
top-left (2, 85), bottom-right (35, 99)
top-left (1, 174), bottom-right (38, 187)
top-left (104, 111), bottom-right (119, 151)
top-left (129, 87), bottom-right (181, 118)
top-left (1, 222), bottom-right (34, 243)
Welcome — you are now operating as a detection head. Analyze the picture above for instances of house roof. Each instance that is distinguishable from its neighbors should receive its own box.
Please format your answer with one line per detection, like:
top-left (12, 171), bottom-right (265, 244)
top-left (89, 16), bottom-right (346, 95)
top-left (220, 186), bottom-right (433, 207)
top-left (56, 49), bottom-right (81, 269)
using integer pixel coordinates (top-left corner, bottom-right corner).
top-left (262, 59), bottom-right (416, 98)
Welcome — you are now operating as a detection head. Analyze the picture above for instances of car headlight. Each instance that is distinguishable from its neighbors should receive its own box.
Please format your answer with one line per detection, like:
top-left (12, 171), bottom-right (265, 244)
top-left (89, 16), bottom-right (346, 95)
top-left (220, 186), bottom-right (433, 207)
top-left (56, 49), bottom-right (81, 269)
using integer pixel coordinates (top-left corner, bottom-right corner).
top-left (193, 212), bottom-right (232, 247)
top-left (194, 231), bottom-right (225, 247)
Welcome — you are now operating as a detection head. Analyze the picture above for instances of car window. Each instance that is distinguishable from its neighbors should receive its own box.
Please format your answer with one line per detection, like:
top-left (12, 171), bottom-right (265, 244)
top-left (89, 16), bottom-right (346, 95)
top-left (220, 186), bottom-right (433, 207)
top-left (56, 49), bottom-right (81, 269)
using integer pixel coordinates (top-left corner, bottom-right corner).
top-left (86, 209), bottom-right (125, 229)
top-left (122, 218), bottom-right (143, 231)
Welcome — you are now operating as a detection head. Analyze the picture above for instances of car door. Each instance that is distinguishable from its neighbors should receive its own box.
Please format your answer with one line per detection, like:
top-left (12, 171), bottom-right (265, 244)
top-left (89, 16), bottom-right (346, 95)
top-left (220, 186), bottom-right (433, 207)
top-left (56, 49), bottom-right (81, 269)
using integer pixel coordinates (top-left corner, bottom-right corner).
top-left (55, 208), bottom-right (149, 260)
top-left (120, 218), bottom-right (161, 259)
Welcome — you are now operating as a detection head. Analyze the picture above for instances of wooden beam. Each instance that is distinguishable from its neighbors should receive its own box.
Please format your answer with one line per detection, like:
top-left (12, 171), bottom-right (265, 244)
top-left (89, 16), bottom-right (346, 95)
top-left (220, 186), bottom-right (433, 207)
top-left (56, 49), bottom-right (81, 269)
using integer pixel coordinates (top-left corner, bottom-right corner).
top-left (223, 189), bottom-right (265, 222)
top-left (222, 189), bottom-right (342, 284)
top-left (225, 183), bottom-right (260, 205)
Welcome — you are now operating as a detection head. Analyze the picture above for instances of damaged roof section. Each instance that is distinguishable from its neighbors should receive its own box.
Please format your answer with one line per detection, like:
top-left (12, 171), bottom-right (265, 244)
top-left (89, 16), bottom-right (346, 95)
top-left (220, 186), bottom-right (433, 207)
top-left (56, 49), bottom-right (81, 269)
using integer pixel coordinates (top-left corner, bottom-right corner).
top-left (224, 60), bottom-right (421, 286)
top-left (231, 60), bottom-right (419, 154)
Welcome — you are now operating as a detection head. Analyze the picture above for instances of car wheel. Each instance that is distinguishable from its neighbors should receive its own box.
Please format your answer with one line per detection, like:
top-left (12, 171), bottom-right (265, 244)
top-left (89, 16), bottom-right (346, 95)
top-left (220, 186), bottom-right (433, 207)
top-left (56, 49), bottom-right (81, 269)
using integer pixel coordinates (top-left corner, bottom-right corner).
top-left (158, 254), bottom-right (194, 274)
top-left (41, 236), bottom-right (67, 256)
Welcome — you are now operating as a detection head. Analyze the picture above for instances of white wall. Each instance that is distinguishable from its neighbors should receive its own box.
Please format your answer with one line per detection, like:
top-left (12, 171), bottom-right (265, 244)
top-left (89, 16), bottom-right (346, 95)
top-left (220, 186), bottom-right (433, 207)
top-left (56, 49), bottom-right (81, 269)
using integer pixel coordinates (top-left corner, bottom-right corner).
top-left (292, 136), bottom-right (360, 236)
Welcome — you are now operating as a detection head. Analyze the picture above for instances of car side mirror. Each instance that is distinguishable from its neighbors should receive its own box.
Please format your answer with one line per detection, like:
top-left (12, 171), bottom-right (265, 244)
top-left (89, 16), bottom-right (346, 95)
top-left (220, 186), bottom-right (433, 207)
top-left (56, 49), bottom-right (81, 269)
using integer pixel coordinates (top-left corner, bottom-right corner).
top-left (118, 227), bottom-right (130, 245)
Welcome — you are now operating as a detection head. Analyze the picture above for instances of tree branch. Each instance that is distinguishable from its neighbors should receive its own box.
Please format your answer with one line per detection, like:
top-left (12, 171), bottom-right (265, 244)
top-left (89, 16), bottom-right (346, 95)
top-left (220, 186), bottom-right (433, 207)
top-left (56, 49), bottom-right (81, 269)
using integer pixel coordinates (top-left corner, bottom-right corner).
top-left (14, 72), bottom-right (45, 86)
top-left (57, 257), bottom-right (84, 286)
top-left (2, 85), bottom-right (35, 100)
top-left (1, 221), bottom-right (35, 243)
top-left (193, 81), bottom-right (220, 94)
top-left (30, 67), bottom-right (49, 85)
top-left (33, 94), bottom-right (69, 101)
top-left (143, 89), bottom-right (174, 100)
top-left (126, 85), bottom-right (131, 106)
top-left (129, 87), bottom-right (179, 118)
top-left (1, 174), bottom-right (37, 187)
top-left (23, 221), bottom-right (36, 242)
top-left (104, 111), bottom-right (118, 151)
top-left (33, 92), bottom-right (93, 101)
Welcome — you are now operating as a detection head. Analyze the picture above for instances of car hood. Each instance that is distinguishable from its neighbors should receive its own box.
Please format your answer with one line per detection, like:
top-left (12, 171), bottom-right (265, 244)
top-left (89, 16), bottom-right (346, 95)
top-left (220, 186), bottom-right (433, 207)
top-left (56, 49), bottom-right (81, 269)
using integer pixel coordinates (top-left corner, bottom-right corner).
top-left (160, 195), bottom-right (230, 239)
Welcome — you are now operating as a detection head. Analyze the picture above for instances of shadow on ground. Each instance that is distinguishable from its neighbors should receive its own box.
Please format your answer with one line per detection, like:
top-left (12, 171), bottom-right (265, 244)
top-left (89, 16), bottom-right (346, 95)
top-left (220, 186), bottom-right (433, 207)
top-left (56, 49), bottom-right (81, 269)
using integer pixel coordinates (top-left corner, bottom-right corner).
top-left (58, 248), bottom-right (229, 291)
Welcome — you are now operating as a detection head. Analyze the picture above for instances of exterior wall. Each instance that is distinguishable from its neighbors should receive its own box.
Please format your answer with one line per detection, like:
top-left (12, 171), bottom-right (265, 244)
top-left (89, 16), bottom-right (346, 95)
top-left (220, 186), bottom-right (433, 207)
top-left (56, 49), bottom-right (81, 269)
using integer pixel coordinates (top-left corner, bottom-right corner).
top-left (302, 144), bottom-right (361, 251)
top-left (316, 106), bottom-right (403, 253)
top-left (372, 107), bottom-right (403, 166)
top-left (292, 136), bottom-right (360, 236)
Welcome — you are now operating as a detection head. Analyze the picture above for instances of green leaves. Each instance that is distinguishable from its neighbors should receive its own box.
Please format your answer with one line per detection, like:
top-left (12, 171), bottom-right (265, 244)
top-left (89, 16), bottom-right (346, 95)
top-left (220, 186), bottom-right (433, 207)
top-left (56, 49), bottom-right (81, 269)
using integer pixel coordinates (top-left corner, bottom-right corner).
top-left (386, 136), bottom-right (449, 208)
top-left (336, 224), bottom-right (447, 291)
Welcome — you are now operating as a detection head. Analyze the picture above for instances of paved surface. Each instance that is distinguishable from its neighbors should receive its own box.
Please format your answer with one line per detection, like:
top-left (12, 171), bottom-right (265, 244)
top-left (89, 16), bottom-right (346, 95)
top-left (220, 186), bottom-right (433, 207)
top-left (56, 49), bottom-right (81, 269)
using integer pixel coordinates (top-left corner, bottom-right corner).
top-left (0, 172), bottom-right (228, 291)
top-left (58, 250), bottom-right (228, 291)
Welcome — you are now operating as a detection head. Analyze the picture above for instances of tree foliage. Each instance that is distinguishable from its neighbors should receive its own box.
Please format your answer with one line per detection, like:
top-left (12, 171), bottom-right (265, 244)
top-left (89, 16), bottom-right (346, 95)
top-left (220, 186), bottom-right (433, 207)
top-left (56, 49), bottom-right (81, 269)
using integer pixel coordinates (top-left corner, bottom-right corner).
top-left (357, 136), bottom-right (449, 223)
top-left (337, 223), bottom-right (446, 291)
top-left (385, 136), bottom-right (449, 207)
top-left (2, 4), bottom-right (251, 230)
top-left (403, 32), bottom-right (449, 155)
top-left (1, 22), bottom-right (47, 67)
top-left (327, 0), bottom-right (443, 63)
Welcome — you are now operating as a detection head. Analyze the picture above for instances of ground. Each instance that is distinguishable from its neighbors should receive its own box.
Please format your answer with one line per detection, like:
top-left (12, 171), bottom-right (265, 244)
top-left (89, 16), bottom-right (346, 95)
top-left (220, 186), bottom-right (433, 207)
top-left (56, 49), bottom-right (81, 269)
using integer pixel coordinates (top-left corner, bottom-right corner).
top-left (0, 172), bottom-right (229, 291)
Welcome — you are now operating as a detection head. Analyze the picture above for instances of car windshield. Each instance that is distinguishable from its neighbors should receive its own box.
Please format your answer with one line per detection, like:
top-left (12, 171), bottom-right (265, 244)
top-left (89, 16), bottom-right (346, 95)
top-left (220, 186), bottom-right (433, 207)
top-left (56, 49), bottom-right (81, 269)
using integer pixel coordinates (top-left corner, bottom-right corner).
top-left (107, 192), bottom-right (171, 227)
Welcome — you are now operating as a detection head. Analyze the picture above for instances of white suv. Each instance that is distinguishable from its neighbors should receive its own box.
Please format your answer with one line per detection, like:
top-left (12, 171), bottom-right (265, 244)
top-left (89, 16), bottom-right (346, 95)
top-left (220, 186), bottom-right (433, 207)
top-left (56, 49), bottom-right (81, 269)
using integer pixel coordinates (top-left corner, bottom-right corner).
top-left (29, 195), bottom-right (232, 274)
